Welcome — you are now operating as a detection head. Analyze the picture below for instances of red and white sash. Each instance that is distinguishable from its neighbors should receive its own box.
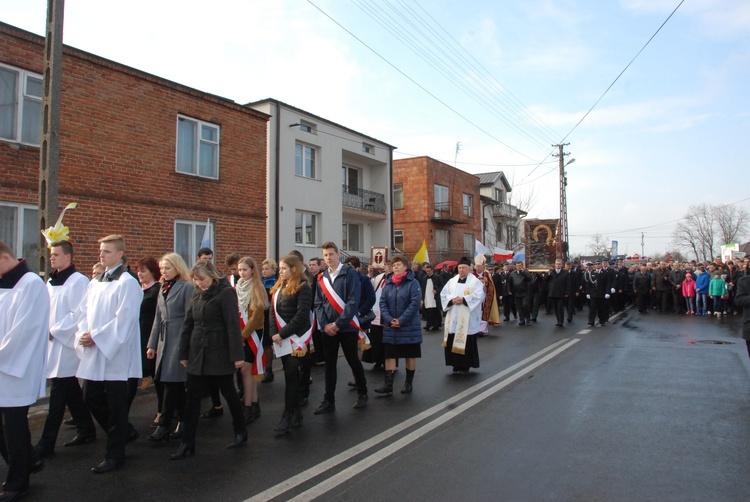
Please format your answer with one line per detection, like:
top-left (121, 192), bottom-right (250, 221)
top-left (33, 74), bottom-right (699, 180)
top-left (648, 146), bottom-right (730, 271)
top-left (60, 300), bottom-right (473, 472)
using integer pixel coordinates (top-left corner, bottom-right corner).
top-left (239, 308), bottom-right (265, 378)
top-left (318, 273), bottom-right (371, 349)
top-left (272, 289), bottom-right (314, 357)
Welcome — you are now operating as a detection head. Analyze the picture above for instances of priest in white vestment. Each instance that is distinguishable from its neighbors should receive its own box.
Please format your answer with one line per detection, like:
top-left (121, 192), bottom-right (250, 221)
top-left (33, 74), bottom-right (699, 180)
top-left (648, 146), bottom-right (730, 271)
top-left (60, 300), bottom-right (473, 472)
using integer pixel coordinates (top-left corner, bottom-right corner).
top-left (440, 256), bottom-right (485, 374)
top-left (0, 241), bottom-right (49, 499)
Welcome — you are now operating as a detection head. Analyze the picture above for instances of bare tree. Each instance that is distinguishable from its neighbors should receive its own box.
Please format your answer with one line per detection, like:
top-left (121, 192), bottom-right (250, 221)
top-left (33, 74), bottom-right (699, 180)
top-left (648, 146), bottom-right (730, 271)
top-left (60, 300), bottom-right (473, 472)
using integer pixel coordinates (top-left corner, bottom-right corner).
top-left (713, 204), bottom-right (749, 246)
top-left (588, 233), bottom-right (611, 257)
top-left (672, 204), bottom-right (716, 262)
top-left (506, 173), bottom-right (537, 215)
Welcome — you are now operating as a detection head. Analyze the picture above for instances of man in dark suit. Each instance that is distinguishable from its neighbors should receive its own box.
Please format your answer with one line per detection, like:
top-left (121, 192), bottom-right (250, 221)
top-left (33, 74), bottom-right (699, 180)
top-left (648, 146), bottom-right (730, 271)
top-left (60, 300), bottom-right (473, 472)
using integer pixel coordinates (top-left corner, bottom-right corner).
top-left (546, 259), bottom-right (570, 327)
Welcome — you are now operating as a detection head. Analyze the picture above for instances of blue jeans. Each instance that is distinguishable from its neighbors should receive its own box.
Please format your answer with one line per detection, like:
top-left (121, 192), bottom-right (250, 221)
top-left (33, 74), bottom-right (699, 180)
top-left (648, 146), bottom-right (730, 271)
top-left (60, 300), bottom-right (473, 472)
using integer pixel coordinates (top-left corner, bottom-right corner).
top-left (696, 293), bottom-right (708, 313)
top-left (684, 296), bottom-right (695, 312)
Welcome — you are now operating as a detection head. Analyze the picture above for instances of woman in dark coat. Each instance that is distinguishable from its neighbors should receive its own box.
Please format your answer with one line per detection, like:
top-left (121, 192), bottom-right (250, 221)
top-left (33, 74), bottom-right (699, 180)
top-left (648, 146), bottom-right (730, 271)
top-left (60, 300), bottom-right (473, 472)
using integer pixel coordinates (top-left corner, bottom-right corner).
top-left (375, 254), bottom-right (423, 395)
top-left (171, 261), bottom-right (247, 460)
top-left (269, 255), bottom-right (313, 435)
top-left (145, 253), bottom-right (194, 442)
top-left (135, 257), bottom-right (161, 421)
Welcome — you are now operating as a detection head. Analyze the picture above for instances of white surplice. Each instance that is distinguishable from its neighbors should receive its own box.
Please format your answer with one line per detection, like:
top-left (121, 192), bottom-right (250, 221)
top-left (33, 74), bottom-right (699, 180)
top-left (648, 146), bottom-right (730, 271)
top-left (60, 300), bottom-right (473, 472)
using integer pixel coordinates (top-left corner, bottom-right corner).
top-left (440, 274), bottom-right (485, 335)
top-left (0, 272), bottom-right (50, 407)
top-left (47, 271), bottom-right (89, 378)
top-left (75, 272), bottom-right (142, 381)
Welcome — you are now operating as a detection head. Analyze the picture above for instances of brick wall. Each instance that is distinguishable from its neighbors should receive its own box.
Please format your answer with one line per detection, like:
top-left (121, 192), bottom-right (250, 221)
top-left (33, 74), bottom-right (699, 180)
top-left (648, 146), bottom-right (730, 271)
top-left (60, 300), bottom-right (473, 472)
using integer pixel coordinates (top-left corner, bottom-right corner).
top-left (0, 23), bottom-right (269, 270)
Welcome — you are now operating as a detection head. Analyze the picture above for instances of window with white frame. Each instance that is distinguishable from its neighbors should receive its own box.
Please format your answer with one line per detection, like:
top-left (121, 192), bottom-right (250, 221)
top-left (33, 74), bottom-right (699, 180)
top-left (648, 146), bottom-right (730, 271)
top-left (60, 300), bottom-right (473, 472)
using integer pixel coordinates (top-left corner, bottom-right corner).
top-left (495, 188), bottom-right (504, 202)
top-left (462, 193), bottom-right (473, 217)
top-left (295, 211), bottom-right (318, 246)
top-left (298, 120), bottom-right (316, 134)
top-left (295, 143), bottom-right (316, 179)
top-left (342, 222), bottom-right (362, 252)
top-left (436, 229), bottom-right (450, 251)
top-left (0, 202), bottom-right (39, 271)
top-left (175, 219), bottom-right (213, 267)
top-left (464, 234), bottom-right (475, 256)
top-left (176, 115), bottom-right (220, 179)
top-left (342, 166), bottom-right (360, 195)
top-left (393, 183), bottom-right (403, 210)
top-left (495, 224), bottom-right (503, 243)
top-left (434, 184), bottom-right (449, 214)
top-left (394, 229), bottom-right (404, 251)
top-left (0, 64), bottom-right (42, 146)
top-left (362, 142), bottom-right (373, 154)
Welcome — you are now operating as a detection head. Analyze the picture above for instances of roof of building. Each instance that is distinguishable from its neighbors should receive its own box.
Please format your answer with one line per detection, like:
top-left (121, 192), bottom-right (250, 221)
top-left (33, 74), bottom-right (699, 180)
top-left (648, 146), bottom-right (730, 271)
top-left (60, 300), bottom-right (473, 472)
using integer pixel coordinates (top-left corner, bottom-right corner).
top-left (477, 171), bottom-right (512, 192)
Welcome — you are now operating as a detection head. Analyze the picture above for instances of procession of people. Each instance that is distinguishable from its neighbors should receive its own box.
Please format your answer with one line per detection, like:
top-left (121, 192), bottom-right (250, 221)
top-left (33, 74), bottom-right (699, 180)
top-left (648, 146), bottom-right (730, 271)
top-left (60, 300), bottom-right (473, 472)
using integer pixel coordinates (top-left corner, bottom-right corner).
top-left (3, 224), bottom-right (750, 499)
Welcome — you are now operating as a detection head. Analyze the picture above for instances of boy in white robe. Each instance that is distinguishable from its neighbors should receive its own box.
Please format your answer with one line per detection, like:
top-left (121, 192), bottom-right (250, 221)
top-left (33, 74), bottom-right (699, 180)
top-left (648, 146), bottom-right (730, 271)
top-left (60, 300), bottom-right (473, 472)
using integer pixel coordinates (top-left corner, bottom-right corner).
top-left (0, 240), bottom-right (49, 499)
top-left (440, 257), bottom-right (485, 374)
top-left (75, 235), bottom-right (142, 474)
top-left (35, 241), bottom-right (97, 458)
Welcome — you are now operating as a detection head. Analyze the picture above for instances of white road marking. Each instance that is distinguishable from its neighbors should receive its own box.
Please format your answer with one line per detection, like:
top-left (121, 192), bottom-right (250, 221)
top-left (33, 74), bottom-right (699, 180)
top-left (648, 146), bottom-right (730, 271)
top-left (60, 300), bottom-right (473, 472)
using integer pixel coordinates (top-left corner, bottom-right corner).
top-left (246, 338), bottom-right (580, 502)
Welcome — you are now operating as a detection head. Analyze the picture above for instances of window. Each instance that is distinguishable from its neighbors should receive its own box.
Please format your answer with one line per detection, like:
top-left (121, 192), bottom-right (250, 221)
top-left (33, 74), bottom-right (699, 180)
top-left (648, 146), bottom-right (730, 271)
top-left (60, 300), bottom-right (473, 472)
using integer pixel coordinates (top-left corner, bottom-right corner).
top-left (436, 229), bottom-right (450, 251)
top-left (434, 184), bottom-right (449, 215)
top-left (298, 120), bottom-right (316, 133)
top-left (342, 166), bottom-right (360, 195)
top-left (495, 224), bottom-right (503, 243)
top-left (0, 64), bottom-right (42, 146)
top-left (176, 115), bottom-right (220, 179)
top-left (0, 202), bottom-right (39, 271)
top-left (295, 143), bottom-right (316, 179)
top-left (506, 225), bottom-right (518, 247)
top-left (175, 219), bottom-right (213, 267)
top-left (495, 188), bottom-right (504, 202)
top-left (394, 229), bottom-right (404, 251)
top-left (295, 211), bottom-right (318, 246)
top-left (464, 234), bottom-right (475, 256)
top-left (393, 183), bottom-right (403, 210)
top-left (362, 142), bottom-right (373, 154)
top-left (342, 223), bottom-right (362, 252)
top-left (463, 194), bottom-right (473, 217)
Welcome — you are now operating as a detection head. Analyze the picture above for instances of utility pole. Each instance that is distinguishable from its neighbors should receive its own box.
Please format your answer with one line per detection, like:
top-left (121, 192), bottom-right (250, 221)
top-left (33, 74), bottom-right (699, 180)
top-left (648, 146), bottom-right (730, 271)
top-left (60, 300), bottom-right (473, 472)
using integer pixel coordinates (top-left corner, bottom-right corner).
top-left (454, 141), bottom-right (461, 167)
top-left (552, 143), bottom-right (572, 261)
top-left (641, 232), bottom-right (645, 258)
top-left (37, 0), bottom-right (65, 278)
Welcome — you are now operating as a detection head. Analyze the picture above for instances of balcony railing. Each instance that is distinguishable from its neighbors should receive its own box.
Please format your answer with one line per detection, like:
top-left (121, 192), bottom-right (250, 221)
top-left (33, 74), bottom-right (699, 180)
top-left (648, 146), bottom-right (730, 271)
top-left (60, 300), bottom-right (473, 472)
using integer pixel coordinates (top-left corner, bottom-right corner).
top-left (492, 202), bottom-right (521, 219)
top-left (342, 185), bottom-right (386, 214)
top-left (431, 201), bottom-right (469, 224)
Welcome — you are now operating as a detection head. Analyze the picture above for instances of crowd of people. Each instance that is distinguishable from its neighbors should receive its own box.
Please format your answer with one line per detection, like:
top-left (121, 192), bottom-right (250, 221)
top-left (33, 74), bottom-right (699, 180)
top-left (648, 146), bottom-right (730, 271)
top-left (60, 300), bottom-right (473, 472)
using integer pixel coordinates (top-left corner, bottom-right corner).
top-left (3, 233), bottom-right (750, 500)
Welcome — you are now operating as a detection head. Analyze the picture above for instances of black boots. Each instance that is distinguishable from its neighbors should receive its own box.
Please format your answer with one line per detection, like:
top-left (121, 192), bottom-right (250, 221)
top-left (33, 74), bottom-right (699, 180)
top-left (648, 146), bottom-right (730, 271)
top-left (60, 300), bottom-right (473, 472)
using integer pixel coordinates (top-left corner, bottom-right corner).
top-left (401, 369), bottom-right (415, 394)
top-left (374, 370), bottom-right (395, 396)
top-left (243, 402), bottom-right (261, 425)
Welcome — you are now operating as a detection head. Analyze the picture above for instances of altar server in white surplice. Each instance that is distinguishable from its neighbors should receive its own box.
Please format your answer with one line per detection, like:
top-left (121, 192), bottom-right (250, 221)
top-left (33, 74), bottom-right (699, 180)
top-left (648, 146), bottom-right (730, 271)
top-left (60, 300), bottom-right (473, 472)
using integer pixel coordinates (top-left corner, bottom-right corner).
top-left (440, 256), bottom-right (484, 374)
top-left (0, 240), bottom-right (49, 500)
top-left (75, 235), bottom-right (142, 474)
top-left (35, 241), bottom-right (97, 459)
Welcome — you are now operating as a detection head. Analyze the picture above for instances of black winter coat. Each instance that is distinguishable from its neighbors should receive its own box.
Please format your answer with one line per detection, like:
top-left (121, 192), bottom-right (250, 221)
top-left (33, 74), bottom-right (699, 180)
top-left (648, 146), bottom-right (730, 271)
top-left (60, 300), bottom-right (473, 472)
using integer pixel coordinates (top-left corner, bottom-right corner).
top-left (269, 282), bottom-right (313, 339)
top-left (179, 278), bottom-right (244, 376)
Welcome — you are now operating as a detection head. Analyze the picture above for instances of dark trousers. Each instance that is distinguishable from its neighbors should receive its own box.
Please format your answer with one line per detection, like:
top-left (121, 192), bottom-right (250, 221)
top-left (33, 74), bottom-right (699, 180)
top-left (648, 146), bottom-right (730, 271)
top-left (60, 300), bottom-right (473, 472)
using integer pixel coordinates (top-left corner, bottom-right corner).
top-left (322, 331), bottom-right (367, 401)
top-left (513, 295), bottom-right (530, 322)
top-left (567, 295), bottom-right (579, 319)
top-left (503, 295), bottom-right (517, 320)
top-left (549, 297), bottom-right (566, 324)
top-left (362, 325), bottom-right (385, 367)
top-left (424, 307), bottom-right (442, 329)
top-left (655, 290), bottom-right (670, 312)
top-left (38, 376), bottom-right (96, 451)
top-left (588, 297), bottom-right (608, 324)
top-left (530, 293), bottom-right (541, 320)
top-left (672, 289), bottom-right (684, 313)
top-left (157, 381), bottom-right (185, 428)
top-left (183, 374), bottom-right (245, 446)
top-left (637, 292), bottom-right (650, 312)
top-left (83, 380), bottom-right (129, 461)
top-left (281, 352), bottom-right (310, 413)
top-left (0, 406), bottom-right (33, 492)
top-left (310, 325), bottom-right (325, 364)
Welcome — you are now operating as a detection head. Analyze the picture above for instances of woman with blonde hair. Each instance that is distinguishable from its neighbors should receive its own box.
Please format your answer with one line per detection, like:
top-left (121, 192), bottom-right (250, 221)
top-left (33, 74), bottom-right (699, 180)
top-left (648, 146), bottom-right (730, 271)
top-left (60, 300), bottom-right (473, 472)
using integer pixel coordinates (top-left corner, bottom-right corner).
top-left (146, 253), bottom-right (193, 442)
top-left (269, 255), bottom-right (312, 435)
top-left (236, 256), bottom-right (269, 424)
top-left (260, 258), bottom-right (278, 383)
top-left (171, 261), bottom-right (247, 459)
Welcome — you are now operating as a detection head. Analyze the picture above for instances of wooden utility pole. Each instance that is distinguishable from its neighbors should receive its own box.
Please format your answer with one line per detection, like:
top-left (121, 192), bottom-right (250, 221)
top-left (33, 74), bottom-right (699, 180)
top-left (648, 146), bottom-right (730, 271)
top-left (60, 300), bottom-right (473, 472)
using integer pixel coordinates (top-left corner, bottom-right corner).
top-left (37, 0), bottom-right (65, 278)
top-left (552, 143), bottom-right (571, 261)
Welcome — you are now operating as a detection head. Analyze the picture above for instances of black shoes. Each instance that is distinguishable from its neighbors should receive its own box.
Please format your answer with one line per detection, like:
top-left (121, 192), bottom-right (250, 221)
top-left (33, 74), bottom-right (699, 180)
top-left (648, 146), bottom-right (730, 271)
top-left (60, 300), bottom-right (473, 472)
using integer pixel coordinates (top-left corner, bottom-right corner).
top-left (227, 431), bottom-right (248, 449)
top-left (243, 402), bottom-right (261, 424)
top-left (63, 433), bottom-right (96, 447)
top-left (0, 489), bottom-right (29, 501)
top-left (261, 370), bottom-right (274, 383)
top-left (274, 413), bottom-right (292, 436)
top-left (201, 407), bottom-right (223, 419)
top-left (91, 458), bottom-right (123, 474)
top-left (352, 394), bottom-right (368, 409)
top-left (519, 321), bottom-right (526, 326)
top-left (147, 426), bottom-right (170, 443)
top-left (127, 426), bottom-right (139, 443)
top-left (34, 444), bottom-right (54, 458)
top-left (170, 422), bottom-right (184, 440)
top-left (63, 417), bottom-right (76, 427)
top-left (170, 442), bottom-right (195, 460)
top-left (374, 370), bottom-right (395, 396)
top-left (313, 400), bottom-right (335, 414)
top-left (29, 458), bottom-right (45, 475)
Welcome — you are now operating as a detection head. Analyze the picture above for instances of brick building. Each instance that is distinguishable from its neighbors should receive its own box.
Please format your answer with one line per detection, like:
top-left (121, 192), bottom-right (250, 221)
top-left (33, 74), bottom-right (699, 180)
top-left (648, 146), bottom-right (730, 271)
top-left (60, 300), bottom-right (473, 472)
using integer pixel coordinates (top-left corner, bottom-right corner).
top-left (0, 22), bottom-right (269, 272)
top-left (392, 156), bottom-right (482, 264)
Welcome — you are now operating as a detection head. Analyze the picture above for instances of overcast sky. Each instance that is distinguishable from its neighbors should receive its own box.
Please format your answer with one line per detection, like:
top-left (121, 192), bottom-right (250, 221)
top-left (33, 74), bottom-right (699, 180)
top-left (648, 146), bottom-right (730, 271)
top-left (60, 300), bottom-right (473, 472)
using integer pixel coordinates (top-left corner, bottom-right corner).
top-left (3, 0), bottom-right (749, 258)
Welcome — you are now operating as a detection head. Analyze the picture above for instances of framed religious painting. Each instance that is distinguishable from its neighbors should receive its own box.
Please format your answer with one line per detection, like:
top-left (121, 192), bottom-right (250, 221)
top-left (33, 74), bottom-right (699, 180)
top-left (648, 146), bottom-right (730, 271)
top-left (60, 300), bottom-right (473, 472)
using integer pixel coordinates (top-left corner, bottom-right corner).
top-left (370, 246), bottom-right (388, 270)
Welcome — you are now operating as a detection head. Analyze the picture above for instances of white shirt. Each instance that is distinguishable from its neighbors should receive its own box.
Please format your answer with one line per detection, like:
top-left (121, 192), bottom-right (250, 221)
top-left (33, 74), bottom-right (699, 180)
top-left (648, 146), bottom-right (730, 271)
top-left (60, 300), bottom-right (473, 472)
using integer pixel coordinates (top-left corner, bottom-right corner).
top-left (440, 274), bottom-right (485, 335)
top-left (47, 270), bottom-right (89, 378)
top-left (327, 262), bottom-right (343, 282)
top-left (0, 272), bottom-right (50, 406)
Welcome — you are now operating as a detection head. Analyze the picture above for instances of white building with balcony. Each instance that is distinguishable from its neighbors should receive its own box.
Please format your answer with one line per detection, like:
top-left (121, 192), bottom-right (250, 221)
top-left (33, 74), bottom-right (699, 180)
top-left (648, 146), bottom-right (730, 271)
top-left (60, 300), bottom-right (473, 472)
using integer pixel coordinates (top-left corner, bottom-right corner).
top-left (477, 171), bottom-right (527, 253)
top-left (247, 99), bottom-right (395, 263)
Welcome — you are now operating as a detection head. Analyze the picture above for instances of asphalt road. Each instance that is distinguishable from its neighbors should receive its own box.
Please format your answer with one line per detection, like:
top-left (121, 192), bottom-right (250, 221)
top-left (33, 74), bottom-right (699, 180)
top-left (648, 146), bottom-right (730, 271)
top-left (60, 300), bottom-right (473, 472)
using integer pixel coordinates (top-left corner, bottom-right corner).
top-left (9, 307), bottom-right (750, 501)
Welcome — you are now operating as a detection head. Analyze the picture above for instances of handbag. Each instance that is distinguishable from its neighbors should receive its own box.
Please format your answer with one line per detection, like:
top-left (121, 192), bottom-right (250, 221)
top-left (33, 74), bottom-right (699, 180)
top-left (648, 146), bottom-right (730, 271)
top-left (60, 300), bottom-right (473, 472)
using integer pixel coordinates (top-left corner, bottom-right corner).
top-left (359, 310), bottom-right (376, 330)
